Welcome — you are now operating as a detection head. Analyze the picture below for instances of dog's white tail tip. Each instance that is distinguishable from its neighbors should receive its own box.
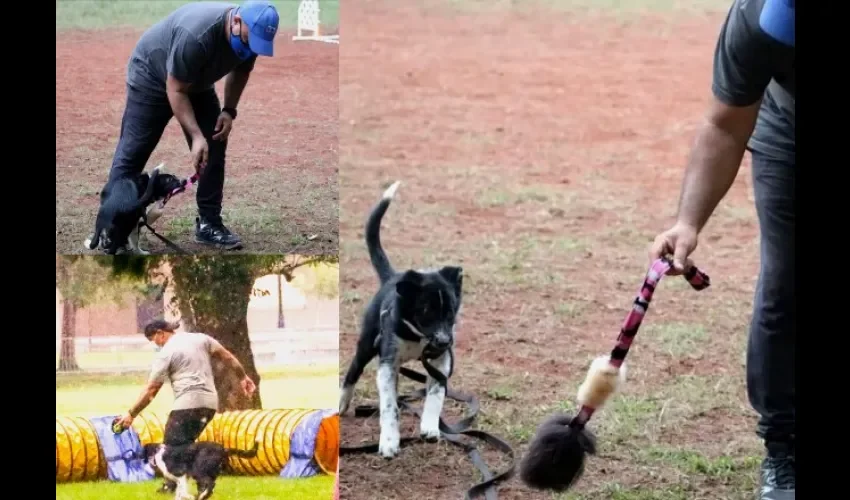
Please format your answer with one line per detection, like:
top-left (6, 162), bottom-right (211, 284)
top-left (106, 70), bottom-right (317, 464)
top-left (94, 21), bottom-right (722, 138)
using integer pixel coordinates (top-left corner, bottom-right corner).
top-left (153, 162), bottom-right (166, 173)
top-left (382, 181), bottom-right (401, 200)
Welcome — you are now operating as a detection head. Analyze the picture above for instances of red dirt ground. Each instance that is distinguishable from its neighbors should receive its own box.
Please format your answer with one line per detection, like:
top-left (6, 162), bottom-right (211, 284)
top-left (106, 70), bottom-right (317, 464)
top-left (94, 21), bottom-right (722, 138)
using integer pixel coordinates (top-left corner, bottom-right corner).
top-left (340, 2), bottom-right (762, 499)
top-left (56, 29), bottom-right (338, 255)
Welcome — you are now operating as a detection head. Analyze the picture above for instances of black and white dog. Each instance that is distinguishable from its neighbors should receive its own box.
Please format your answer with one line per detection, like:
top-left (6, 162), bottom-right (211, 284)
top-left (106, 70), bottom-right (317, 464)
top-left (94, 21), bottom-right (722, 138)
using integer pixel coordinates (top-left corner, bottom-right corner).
top-left (84, 163), bottom-right (183, 255)
top-left (142, 441), bottom-right (260, 500)
top-left (339, 180), bottom-right (464, 458)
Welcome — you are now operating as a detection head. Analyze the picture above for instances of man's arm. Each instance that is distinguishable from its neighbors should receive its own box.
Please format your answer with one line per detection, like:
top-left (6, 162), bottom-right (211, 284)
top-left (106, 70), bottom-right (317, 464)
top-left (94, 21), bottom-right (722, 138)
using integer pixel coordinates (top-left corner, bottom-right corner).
top-left (165, 30), bottom-right (208, 140)
top-left (675, 0), bottom-right (776, 233)
top-left (206, 336), bottom-right (249, 377)
top-left (223, 57), bottom-right (256, 110)
top-left (128, 380), bottom-right (164, 417)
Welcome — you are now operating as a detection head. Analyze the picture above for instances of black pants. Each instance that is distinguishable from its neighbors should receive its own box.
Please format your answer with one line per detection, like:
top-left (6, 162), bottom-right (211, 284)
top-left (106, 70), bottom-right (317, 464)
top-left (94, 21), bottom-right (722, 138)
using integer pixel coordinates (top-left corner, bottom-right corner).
top-left (746, 150), bottom-right (795, 447)
top-left (159, 407), bottom-right (216, 487)
top-left (107, 84), bottom-right (228, 224)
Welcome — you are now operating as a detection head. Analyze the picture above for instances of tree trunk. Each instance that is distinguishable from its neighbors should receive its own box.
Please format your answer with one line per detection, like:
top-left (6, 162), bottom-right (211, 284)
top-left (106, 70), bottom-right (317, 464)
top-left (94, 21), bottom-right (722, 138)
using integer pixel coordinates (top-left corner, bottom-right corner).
top-left (169, 257), bottom-right (263, 410)
top-left (58, 299), bottom-right (79, 372)
top-left (277, 273), bottom-right (285, 329)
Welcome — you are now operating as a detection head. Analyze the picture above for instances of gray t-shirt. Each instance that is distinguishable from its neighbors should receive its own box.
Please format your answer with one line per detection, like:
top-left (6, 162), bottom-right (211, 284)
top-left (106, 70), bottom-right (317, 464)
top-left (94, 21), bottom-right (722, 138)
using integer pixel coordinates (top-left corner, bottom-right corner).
top-left (127, 1), bottom-right (257, 96)
top-left (149, 332), bottom-right (223, 411)
top-left (711, 0), bottom-right (795, 162)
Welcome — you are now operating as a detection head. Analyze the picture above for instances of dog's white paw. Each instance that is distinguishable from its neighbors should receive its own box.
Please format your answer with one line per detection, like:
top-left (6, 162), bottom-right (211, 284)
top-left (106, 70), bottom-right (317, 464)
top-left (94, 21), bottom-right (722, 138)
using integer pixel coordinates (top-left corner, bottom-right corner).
top-left (419, 420), bottom-right (441, 441)
top-left (339, 386), bottom-right (353, 415)
top-left (378, 428), bottom-right (400, 458)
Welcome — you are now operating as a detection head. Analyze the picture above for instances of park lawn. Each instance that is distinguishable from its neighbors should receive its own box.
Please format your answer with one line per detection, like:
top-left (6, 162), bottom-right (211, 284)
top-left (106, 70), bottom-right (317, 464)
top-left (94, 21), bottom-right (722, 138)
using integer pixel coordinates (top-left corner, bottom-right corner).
top-left (56, 364), bottom-right (338, 416)
top-left (55, 0), bottom-right (339, 31)
top-left (56, 474), bottom-right (333, 500)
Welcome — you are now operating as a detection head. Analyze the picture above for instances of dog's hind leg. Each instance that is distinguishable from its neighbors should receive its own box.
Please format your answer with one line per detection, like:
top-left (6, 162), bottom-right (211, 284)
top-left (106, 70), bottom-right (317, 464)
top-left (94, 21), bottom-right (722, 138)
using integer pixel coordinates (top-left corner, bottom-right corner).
top-left (195, 478), bottom-right (215, 500)
top-left (340, 329), bottom-right (379, 415)
top-left (420, 349), bottom-right (453, 441)
top-left (126, 225), bottom-right (149, 255)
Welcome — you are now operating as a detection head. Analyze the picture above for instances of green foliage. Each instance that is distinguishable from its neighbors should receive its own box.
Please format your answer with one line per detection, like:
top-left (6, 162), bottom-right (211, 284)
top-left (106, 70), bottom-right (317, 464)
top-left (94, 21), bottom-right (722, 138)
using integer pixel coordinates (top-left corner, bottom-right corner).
top-left (291, 261), bottom-right (340, 299)
top-left (56, 256), bottom-right (154, 308)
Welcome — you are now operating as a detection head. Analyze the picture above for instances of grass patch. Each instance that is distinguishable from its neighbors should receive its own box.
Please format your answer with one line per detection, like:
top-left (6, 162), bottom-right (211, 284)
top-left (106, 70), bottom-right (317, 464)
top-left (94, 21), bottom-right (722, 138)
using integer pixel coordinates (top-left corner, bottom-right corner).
top-left (56, 0), bottom-right (339, 31)
top-left (641, 447), bottom-right (761, 478)
top-left (642, 322), bottom-right (707, 358)
top-left (56, 364), bottom-right (338, 416)
top-left (56, 474), bottom-right (333, 500)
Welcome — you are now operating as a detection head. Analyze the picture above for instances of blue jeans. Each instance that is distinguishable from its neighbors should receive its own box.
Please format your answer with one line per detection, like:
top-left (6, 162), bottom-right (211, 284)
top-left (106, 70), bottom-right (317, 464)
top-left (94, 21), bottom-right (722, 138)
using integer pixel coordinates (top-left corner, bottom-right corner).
top-left (747, 150), bottom-right (795, 446)
top-left (106, 84), bottom-right (228, 224)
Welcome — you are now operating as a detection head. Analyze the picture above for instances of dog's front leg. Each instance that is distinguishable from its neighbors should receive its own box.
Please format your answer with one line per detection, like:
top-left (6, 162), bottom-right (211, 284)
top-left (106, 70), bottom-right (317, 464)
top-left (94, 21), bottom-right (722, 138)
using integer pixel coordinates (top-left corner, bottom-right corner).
top-left (127, 225), bottom-right (149, 255)
top-left (420, 349), bottom-right (452, 441)
top-left (376, 359), bottom-right (401, 458)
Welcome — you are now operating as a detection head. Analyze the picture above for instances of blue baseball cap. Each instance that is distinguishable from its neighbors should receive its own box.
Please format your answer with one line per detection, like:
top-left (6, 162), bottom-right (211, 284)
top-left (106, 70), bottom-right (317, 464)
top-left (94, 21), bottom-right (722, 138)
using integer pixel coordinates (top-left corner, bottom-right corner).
top-left (759, 0), bottom-right (794, 47)
top-left (239, 1), bottom-right (280, 56)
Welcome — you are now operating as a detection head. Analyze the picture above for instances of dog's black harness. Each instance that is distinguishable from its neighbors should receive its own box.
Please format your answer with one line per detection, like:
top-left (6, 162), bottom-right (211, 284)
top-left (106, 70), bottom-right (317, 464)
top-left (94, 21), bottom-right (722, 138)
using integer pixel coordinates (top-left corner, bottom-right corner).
top-left (340, 342), bottom-right (517, 499)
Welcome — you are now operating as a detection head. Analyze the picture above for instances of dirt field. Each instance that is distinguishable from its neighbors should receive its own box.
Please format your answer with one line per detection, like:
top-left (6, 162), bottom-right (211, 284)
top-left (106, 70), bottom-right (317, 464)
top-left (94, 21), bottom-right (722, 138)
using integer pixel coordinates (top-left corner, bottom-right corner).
top-left (339, 1), bottom-right (763, 499)
top-left (56, 22), bottom-right (338, 255)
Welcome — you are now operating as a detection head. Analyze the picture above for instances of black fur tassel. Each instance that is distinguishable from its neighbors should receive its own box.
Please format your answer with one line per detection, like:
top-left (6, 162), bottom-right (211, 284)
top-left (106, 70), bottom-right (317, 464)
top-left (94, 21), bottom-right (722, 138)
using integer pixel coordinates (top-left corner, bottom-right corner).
top-left (519, 413), bottom-right (597, 492)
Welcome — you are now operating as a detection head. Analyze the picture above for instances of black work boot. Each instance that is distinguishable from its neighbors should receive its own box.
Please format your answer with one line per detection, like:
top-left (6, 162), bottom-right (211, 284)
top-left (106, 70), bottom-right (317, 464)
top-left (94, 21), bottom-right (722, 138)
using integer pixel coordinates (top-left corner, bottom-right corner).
top-left (195, 216), bottom-right (243, 250)
top-left (156, 480), bottom-right (176, 494)
top-left (759, 441), bottom-right (795, 500)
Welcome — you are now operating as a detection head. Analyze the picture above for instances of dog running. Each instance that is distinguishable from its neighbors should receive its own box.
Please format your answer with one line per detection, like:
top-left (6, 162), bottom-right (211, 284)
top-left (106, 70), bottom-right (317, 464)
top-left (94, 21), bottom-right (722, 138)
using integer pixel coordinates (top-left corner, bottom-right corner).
top-left (339, 180), bottom-right (464, 458)
top-left (142, 440), bottom-right (260, 500)
top-left (84, 163), bottom-right (184, 255)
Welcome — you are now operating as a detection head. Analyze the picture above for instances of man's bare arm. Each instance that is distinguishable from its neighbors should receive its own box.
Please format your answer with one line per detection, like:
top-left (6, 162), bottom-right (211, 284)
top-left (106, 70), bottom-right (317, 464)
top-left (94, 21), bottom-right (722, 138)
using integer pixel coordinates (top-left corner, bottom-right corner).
top-left (128, 380), bottom-right (164, 417)
top-left (223, 68), bottom-right (252, 110)
top-left (210, 343), bottom-right (249, 378)
top-left (675, 97), bottom-right (761, 233)
top-left (166, 74), bottom-right (205, 141)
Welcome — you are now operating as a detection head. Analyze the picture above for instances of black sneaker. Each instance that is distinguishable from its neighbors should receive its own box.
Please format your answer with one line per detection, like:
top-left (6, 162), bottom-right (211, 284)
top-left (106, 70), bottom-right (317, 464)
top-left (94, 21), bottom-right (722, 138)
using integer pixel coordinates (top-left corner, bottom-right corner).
top-left (759, 441), bottom-right (795, 500)
top-left (195, 217), bottom-right (243, 250)
top-left (156, 480), bottom-right (176, 494)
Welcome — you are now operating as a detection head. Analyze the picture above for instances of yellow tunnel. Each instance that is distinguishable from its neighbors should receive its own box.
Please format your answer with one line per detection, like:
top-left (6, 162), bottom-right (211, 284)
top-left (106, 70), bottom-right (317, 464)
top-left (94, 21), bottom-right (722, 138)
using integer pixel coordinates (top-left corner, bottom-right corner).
top-left (56, 410), bottom-right (339, 483)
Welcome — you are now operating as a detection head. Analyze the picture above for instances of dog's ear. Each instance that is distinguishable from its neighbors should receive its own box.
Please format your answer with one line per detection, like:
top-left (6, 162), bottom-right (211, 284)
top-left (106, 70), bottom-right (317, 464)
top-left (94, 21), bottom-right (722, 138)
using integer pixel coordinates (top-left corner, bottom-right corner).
top-left (396, 270), bottom-right (423, 300)
top-left (438, 266), bottom-right (463, 298)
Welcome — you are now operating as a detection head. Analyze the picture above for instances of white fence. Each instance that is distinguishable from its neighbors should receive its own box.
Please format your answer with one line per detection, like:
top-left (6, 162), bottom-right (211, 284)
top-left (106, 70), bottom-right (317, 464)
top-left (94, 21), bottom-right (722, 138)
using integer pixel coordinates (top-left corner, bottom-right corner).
top-left (56, 329), bottom-right (338, 374)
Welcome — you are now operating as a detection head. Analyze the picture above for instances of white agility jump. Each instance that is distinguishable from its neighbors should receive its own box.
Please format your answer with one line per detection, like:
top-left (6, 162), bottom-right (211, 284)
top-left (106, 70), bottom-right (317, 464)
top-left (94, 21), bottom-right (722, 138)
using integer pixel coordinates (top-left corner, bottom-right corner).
top-left (292, 0), bottom-right (339, 44)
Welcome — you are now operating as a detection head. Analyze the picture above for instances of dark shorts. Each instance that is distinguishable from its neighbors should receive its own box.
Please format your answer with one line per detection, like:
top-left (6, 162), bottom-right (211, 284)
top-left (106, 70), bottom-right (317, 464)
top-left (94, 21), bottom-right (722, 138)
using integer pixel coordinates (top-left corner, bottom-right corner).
top-left (162, 407), bottom-right (217, 447)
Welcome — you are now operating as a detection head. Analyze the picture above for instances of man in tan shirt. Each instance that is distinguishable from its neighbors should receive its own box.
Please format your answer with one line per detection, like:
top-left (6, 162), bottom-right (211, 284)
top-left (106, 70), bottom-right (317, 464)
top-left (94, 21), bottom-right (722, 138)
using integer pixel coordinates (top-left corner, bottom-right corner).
top-left (116, 320), bottom-right (256, 494)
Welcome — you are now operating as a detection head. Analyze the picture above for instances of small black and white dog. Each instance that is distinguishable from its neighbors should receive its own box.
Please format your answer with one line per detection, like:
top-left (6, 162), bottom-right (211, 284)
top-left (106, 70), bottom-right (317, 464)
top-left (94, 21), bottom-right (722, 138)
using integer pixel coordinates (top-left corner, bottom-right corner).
top-left (142, 440), bottom-right (260, 500)
top-left (339, 180), bottom-right (464, 459)
top-left (84, 163), bottom-right (183, 255)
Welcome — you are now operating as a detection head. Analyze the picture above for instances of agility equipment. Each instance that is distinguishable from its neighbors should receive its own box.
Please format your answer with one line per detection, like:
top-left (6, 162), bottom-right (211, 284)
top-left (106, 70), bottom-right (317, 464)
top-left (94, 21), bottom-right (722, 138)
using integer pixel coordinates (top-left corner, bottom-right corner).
top-left (519, 258), bottom-right (711, 492)
top-left (340, 363), bottom-right (516, 499)
top-left (292, 0), bottom-right (339, 44)
top-left (56, 409), bottom-right (339, 483)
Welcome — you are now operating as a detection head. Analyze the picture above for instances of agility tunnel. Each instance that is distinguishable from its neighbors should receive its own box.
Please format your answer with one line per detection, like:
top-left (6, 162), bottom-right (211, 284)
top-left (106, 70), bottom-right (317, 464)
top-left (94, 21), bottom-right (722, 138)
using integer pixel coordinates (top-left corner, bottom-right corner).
top-left (56, 409), bottom-right (339, 483)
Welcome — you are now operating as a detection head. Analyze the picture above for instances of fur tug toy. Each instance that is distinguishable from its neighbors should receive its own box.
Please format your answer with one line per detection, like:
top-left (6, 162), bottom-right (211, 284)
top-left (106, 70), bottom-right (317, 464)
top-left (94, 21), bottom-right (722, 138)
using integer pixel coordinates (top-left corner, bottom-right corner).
top-left (519, 257), bottom-right (711, 492)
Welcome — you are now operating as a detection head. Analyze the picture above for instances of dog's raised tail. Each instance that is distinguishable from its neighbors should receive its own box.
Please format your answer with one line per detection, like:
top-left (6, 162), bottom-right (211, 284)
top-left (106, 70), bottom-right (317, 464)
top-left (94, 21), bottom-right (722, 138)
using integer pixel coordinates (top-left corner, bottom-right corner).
top-left (366, 181), bottom-right (401, 285)
top-left (226, 440), bottom-right (260, 459)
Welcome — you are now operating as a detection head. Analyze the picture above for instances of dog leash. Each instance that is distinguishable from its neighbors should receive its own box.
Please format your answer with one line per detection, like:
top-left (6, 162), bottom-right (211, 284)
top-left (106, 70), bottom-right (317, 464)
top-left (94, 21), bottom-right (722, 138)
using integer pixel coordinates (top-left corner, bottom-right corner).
top-left (340, 357), bottom-right (516, 500)
top-left (138, 172), bottom-right (201, 254)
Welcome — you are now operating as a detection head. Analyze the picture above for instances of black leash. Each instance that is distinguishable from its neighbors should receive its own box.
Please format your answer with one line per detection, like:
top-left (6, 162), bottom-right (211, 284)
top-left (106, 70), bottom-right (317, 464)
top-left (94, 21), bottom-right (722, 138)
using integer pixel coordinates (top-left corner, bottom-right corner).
top-left (140, 221), bottom-right (189, 255)
top-left (340, 357), bottom-right (517, 500)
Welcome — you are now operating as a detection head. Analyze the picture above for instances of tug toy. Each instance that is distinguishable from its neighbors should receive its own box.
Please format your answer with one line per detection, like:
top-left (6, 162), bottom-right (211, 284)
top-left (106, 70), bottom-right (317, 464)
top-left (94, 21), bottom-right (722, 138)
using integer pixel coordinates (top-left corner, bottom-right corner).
top-left (519, 257), bottom-right (711, 492)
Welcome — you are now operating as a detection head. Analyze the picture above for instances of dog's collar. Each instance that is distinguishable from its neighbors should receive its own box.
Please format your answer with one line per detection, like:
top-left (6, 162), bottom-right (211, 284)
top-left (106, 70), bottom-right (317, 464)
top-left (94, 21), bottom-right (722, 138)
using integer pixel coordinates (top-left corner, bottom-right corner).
top-left (402, 319), bottom-right (451, 358)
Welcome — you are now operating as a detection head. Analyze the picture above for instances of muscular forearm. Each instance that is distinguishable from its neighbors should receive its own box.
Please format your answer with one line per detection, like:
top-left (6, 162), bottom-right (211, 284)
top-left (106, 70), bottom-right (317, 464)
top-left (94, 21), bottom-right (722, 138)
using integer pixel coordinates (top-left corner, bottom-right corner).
top-left (167, 89), bottom-right (204, 140)
top-left (223, 351), bottom-right (248, 378)
top-left (675, 119), bottom-right (749, 232)
top-left (128, 387), bottom-right (157, 417)
top-left (223, 70), bottom-right (251, 109)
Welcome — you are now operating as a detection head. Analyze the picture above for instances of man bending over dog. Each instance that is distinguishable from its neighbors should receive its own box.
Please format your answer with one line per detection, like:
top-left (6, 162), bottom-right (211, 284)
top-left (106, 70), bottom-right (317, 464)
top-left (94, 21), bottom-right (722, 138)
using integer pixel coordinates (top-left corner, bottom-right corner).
top-left (115, 320), bottom-right (256, 495)
top-left (648, 1), bottom-right (794, 498)
top-left (91, 1), bottom-right (280, 252)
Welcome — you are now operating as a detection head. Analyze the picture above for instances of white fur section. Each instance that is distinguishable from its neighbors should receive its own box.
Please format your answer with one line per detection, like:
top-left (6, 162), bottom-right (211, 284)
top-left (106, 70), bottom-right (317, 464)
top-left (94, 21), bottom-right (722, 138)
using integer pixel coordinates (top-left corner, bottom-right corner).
top-left (153, 162), bottom-right (166, 174)
top-left (377, 363), bottom-right (400, 458)
top-left (420, 351), bottom-right (450, 440)
top-left (383, 180), bottom-right (401, 200)
top-left (339, 385), bottom-right (354, 415)
top-left (175, 475), bottom-right (192, 500)
top-left (154, 447), bottom-right (178, 482)
top-left (576, 355), bottom-right (627, 409)
top-left (396, 337), bottom-right (427, 364)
